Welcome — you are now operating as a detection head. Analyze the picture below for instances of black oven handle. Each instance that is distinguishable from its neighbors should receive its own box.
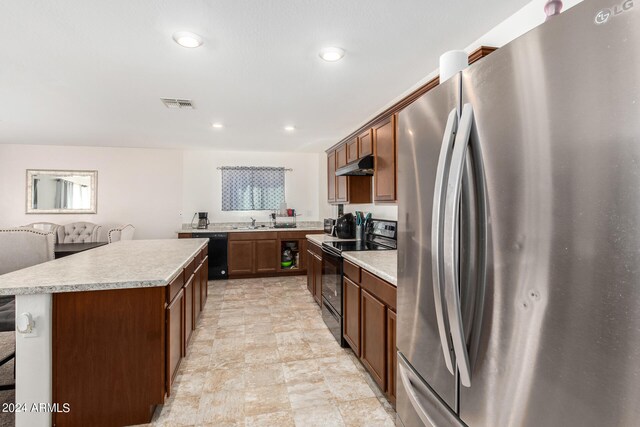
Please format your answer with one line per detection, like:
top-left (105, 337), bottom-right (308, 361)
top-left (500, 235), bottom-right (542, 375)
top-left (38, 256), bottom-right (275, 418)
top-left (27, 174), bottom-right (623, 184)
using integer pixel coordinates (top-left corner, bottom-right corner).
top-left (321, 245), bottom-right (342, 258)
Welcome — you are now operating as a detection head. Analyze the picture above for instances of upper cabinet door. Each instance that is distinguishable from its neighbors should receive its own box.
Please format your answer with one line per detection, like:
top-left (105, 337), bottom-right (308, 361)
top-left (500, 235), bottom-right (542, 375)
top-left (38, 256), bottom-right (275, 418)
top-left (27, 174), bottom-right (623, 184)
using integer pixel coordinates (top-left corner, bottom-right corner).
top-left (373, 115), bottom-right (397, 202)
top-left (347, 139), bottom-right (359, 164)
top-left (336, 144), bottom-right (348, 168)
top-left (358, 129), bottom-right (373, 157)
top-left (327, 151), bottom-right (336, 202)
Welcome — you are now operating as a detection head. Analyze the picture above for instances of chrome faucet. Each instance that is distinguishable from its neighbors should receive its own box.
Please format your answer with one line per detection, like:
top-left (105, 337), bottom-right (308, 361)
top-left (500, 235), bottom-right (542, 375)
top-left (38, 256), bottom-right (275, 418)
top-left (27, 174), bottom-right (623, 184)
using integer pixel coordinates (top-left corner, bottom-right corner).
top-left (250, 217), bottom-right (256, 228)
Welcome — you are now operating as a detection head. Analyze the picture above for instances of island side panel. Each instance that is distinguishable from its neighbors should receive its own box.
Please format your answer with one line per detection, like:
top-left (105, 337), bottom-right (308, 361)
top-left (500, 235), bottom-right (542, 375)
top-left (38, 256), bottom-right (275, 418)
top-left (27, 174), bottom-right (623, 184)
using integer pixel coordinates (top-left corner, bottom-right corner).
top-left (15, 293), bottom-right (53, 427)
top-left (51, 287), bottom-right (166, 427)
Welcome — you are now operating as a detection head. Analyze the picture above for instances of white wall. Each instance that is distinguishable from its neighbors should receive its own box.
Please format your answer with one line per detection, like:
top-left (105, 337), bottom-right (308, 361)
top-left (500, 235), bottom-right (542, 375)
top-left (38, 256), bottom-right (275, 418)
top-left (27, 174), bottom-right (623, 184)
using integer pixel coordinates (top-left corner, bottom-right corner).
top-left (182, 150), bottom-right (321, 224)
top-left (0, 144), bottom-right (183, 239)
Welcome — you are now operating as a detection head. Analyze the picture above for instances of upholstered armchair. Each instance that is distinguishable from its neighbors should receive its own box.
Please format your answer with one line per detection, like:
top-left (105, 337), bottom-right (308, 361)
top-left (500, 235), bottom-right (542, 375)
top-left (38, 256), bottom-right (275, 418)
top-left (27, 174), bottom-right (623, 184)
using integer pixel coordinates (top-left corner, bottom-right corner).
top-left (22, 222), bottom-right (60, 242)
top-left (107, 224), bottom-right (135, 244)
top-left (0, 228), bottom-right (55, 391)
top-left (56, 222), bottom-right (102, 243)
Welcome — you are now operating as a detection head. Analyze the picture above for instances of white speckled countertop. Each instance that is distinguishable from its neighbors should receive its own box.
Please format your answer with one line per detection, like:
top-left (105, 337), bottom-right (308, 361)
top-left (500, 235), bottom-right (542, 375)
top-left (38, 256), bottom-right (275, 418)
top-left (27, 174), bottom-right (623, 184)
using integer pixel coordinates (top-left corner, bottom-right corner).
top-left (306, 234), bottom-right (397, 286)
top-left (178, 222), bottom-right (324, 234)
top-left (0, 239), bottom-right (208, 296)
top-left (342, 251), bottom-right (397, 286)
top-left (306, 234), bottom-right (357, 246)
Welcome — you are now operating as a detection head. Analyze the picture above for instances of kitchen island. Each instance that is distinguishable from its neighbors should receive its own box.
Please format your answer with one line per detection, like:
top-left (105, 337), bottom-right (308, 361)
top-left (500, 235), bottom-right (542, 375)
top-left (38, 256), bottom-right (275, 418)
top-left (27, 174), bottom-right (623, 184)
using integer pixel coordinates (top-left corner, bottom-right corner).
top-left (0, 239), bottom-right (209, 427)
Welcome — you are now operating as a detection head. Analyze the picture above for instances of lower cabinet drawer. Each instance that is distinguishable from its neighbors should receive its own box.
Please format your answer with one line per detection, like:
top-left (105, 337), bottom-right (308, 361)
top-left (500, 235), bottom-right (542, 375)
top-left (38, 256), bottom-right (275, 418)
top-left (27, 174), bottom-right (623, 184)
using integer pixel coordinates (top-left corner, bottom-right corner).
top-left (343, 260), bottom-right (361, 284)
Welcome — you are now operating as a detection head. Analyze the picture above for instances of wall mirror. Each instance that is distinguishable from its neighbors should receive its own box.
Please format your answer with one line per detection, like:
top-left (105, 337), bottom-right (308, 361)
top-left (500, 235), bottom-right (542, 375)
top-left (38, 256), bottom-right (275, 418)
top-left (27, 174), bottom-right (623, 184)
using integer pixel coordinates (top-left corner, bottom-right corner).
top-left (26, 169), bottom-right (98, 214)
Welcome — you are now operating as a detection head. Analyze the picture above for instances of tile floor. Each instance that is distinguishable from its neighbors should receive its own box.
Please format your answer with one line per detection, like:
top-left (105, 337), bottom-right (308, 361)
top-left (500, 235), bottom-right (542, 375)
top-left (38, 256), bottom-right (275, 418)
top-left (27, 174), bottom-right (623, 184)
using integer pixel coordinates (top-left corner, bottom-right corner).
top-left (143, 276), bottom-right (396, 427)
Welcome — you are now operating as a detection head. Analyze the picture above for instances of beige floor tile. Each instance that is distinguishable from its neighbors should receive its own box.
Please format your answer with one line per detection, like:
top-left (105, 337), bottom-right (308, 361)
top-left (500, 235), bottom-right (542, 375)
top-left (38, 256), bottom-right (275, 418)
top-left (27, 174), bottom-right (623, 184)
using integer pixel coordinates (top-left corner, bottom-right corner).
top-left (286, 377), bottom-right (334, 410)
top-left (209, 352), bottom-right (246, 369)
top-left (338, 398), bottom-right (396, 427)
top-left (203, 367), bottom-right (245, 393)
top-left (244, 346), bottom-right (280, 364)
top-left (245, 332), bottom-right (277, 348)
top-left (154, 395), bottom-right (200, 426)
top-left (283, 358), bottom-right (322, 383)
top-left (244, 410), bottom-right (296, 427)
top-left (317, 355), bottom-right (362, 377)
top-left (214, 324), bottom-right (245, 339)
top-left (325, 373), bottom-right (377, 402)
top-left (292, 403), bottom-right (346, 427)
top-left (278, 343), bottom-right (316, 362)
top-left (198, 390), bottom-right (245, 424)
top-left (244, 384), bottom-right (291, 417)
top-left (276, 331), bottom-right (306, 346)
top-left (243, 362), bottom-right (285, 388)
top-left (245, 322), bottom-right (275, 335)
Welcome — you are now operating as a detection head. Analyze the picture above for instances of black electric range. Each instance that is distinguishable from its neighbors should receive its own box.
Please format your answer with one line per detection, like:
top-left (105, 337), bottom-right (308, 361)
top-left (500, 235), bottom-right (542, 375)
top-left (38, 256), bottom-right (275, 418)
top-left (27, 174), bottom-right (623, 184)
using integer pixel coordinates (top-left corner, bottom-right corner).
top-left (320, 219), bottom-right (397, 347)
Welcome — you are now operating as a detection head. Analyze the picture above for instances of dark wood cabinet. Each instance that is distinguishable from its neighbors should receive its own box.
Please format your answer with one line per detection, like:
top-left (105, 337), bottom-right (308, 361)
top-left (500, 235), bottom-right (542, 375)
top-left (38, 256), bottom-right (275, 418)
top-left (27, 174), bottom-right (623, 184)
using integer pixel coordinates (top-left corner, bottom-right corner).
top-left (166, 288), bottom-right (184, 396)
top-left (52, 244), bottom-right (210, 427)
top-left (360, 289), bottom-right (387, 390)
top-left (201, 255), bottom-right (209, 309)
top-left (227, 231), bottom-right (322, 278)
top-left (193, 263), bottom-right (202, 321)
top-left (373, 115), bottom-right (397, 202)
top-left (387, 308), bottom-right (397, 404)
top-left (228, 240), bottom-right (254, 275)
top-left (336, 144), bottom-right (347, 168)
top-left (342, 259), bottom-right (397, 405)
top-left (255, 239), bottom-right (278, 273)
top-left (347, 138), bottom-right (359, 163)
top-left (305, 248), bottom-right (323, 307)
top-left (336, 175), bottom-right (348, 203)
top-left (343, 276), bottom-right (361, 355)
top-left (184, 274), bottom-right (194, 346)
top-left (358, 129), bottom-right (373, 157)
top-left (328, 151), bottom-right (337, 203)
top-left (313, 253), bottom-right (323, 306)
top-left (306, 250), bottom-right (314, 295)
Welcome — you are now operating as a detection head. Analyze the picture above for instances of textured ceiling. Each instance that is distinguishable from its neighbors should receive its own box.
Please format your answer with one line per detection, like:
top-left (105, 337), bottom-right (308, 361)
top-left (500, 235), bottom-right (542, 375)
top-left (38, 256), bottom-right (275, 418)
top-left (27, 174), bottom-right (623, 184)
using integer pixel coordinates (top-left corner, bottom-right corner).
top-left (0, 0), bottom-right (530, 152)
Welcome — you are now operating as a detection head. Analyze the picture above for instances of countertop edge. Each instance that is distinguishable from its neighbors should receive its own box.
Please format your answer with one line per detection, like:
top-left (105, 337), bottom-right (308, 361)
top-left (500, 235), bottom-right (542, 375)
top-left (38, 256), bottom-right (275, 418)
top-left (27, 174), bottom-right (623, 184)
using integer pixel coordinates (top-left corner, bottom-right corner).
top-left (342, 252), bottom-right (398, 286)
top-left (0, 239), bottom-right (209, 296)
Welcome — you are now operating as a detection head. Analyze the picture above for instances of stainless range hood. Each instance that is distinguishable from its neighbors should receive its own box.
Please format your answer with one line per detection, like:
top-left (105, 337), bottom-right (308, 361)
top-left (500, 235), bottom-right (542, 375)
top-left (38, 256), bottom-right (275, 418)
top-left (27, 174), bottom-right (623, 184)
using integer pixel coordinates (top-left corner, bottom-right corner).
top-left (335, 155), bottom-right (374, 176)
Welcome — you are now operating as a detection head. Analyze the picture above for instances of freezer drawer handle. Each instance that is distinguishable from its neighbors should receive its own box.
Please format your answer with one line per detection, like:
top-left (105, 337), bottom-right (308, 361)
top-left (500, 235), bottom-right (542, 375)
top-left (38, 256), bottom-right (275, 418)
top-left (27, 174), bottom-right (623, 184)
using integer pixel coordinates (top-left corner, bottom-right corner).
top-left (431, 108), bottom-right (458, 376)
top-left (443, 103), bottom-right (475, 387)
top-left (398, 357), bottom-right (438, 427)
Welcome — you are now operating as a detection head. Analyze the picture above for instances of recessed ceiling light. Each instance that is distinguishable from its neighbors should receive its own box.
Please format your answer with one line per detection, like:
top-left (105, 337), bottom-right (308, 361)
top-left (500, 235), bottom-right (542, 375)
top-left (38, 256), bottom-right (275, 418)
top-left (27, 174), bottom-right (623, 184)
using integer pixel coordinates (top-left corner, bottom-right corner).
top-left (284, 126), bottom-right (296, 132)
top-left (319, 47), bottom-right (345, 62)
top-left (212, 123), bottom-right (224, 129)
top-left (172, 32), bottom-right (203, 48)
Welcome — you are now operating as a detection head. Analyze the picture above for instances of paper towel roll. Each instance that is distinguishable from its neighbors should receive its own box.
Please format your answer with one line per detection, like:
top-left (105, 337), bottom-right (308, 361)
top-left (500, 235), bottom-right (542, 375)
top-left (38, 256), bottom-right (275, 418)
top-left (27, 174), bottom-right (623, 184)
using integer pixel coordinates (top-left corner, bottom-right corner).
top-left (439, 50), bottom-right (468, 83)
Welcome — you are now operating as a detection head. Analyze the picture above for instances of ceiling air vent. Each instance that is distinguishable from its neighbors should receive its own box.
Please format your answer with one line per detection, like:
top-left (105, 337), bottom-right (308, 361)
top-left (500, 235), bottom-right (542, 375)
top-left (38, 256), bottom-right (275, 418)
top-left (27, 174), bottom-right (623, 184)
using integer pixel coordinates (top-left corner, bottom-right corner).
top-left (160, 98), bottom-right (195, 109)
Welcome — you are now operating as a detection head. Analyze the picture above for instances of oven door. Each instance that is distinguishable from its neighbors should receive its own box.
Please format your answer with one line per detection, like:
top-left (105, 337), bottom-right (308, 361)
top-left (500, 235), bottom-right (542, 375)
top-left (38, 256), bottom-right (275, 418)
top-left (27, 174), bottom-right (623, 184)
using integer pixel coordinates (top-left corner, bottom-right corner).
top-left (321, 246), bottom-right (343, 315)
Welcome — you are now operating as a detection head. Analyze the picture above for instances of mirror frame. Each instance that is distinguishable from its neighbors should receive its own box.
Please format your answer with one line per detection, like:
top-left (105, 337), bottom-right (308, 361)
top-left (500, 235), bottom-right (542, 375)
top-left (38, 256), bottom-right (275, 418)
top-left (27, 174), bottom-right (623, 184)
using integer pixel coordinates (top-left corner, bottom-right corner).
top-left (26, 169), bottom-right (98, 214)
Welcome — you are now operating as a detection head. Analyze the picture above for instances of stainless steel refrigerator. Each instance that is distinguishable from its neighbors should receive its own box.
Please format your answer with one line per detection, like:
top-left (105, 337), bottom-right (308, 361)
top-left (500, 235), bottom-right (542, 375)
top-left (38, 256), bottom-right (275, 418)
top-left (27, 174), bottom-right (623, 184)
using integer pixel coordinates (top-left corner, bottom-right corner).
top-left (397, 0), bottom-right (640, 426)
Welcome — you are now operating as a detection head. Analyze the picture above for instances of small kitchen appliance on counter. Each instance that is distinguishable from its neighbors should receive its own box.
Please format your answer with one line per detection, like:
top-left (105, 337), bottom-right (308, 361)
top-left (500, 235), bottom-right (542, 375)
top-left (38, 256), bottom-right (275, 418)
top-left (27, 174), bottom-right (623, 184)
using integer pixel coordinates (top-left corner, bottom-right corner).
top-left (191, 212), bottom-right (210, 229)
top-left (324, 218), bottom-right (336, 236)
top-left (321, 219), bottom-right (397, 346)
top-left (335, 213), bottom-right (356, 239)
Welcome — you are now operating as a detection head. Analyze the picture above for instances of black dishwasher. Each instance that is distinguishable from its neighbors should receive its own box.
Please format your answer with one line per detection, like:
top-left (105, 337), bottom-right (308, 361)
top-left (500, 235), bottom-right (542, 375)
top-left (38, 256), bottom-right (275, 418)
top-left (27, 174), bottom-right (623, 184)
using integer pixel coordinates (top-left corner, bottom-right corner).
top-left (199, 233), bottom-right (228, 280)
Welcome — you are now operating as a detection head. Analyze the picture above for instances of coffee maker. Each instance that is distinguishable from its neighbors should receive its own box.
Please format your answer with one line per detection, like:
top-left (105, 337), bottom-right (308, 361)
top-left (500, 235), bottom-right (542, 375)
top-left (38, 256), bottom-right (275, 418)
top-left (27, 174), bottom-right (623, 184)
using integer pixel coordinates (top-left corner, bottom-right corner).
top-left (191, 212), bottom-right (210, 229)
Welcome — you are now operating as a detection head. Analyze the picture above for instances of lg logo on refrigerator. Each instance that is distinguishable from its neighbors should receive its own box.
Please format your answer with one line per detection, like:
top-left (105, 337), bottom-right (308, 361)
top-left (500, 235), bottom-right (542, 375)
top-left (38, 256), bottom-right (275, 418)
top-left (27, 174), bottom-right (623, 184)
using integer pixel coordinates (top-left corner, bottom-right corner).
top-left (595, 0), bottom-right (634, 24)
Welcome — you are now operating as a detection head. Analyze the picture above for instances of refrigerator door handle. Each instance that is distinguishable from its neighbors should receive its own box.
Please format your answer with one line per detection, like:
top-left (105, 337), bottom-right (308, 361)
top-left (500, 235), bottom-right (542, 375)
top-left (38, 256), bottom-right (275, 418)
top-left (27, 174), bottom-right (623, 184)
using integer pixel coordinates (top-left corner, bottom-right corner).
top-left (431, 108), bottom-right (458, 375)
top-left (443, 103), bottom-right (474, 387)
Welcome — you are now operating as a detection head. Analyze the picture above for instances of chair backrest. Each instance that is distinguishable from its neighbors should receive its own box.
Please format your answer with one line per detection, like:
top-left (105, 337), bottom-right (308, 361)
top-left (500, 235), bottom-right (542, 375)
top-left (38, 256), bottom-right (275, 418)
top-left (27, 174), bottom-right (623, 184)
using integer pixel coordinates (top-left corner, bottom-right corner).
top-left (23, 222), bottom-right (60, 233)
top-left (0, 228), bottom-right (55, 275)
top-left (22, 222), bottom-right (60, 243)
top-left (107, 224), bottom-right (135, 244)
top-left (57, 222), bottom-right (102, 243)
